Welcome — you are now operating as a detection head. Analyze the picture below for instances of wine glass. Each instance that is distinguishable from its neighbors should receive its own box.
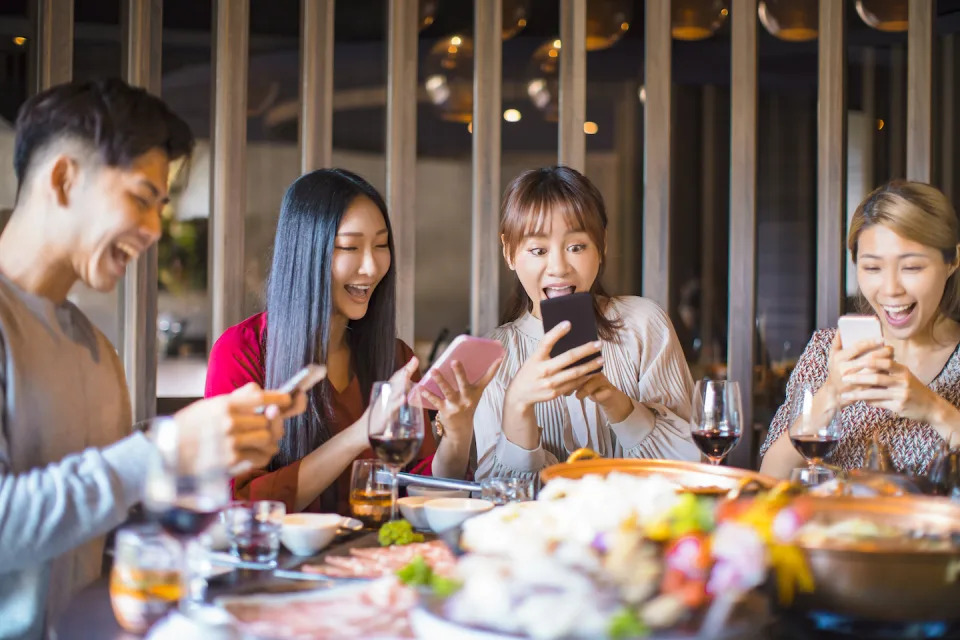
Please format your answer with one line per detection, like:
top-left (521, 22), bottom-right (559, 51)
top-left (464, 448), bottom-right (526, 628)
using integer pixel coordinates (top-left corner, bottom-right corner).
top-left (368, 380), bottom-right (425, 521)
top-left (788, 386), bottom-right (842, 483)
top-left (691, 380), bottom-right (743, 465)
top-left (143, 416), bottom-right (231, 610)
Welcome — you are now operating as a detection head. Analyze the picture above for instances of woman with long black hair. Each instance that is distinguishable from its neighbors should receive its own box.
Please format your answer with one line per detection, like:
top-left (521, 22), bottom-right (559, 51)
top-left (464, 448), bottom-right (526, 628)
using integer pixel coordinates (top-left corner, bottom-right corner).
top-left (205, 169), bottom-right (492, 514)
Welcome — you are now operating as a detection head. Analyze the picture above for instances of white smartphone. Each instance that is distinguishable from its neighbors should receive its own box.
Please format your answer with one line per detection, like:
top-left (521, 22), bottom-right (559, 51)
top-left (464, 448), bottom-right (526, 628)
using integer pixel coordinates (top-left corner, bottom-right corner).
top-left (409, 335), bottom-right (505, 411)
top-left (278, 363), bottom-right (327, 395)
top-left (837, 315), bottom-right (883, 349)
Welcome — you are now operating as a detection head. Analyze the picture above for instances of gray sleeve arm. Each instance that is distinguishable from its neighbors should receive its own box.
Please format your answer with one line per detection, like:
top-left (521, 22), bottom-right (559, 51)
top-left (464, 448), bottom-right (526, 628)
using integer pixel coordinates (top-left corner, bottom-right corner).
top-left (0, 338), bottom-right (153, 572)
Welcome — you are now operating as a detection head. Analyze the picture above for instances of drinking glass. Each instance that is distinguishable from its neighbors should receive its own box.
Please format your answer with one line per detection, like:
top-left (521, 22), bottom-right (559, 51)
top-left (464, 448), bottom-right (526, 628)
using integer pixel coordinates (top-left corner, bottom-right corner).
top-left (349, 459), bottom-right (393, 527)
top-left (480, 477), bottom-right (535, 505)
top-left (691, 380), bottom-right (743, 465)
top-left (788, 386), bottom-right (842, 477)
top-left (220, 500), bottom-right (285, 565)
top-left (367, 380), bottom-right (425, 520)
top-left (109, 524), bottom-right (181, 633)
top-left (143, 416), bottom-right (231, 611)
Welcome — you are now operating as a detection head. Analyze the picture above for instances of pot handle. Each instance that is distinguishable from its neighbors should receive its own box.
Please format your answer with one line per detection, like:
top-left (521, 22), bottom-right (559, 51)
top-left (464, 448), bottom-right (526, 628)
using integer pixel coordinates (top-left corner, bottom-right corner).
top-left (566, 448), bottom-right (601, 463)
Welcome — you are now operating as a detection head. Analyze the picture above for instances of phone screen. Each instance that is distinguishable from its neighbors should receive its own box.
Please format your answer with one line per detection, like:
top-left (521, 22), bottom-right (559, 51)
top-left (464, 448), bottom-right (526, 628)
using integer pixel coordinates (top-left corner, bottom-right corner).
top-left (540, 292), bottom-right (599, 367)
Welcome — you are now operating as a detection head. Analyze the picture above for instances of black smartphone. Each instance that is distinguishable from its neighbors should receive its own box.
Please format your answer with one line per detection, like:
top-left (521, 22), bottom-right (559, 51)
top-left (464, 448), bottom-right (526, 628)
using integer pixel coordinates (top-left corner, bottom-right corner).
top-left (540, 292), bottom-right (599, 367)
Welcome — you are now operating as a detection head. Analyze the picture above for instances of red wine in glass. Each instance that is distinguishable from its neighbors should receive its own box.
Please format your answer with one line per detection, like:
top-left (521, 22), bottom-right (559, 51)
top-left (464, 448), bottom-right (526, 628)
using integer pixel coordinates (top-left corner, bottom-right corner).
top-left (790, 434), bottom-right (840, 462)
top-left (693, 430), bottom-right (741, 461)
top-left (157, 502), bottom-right (220, 539)
top-left (369, 434), bottom-right (423, 466)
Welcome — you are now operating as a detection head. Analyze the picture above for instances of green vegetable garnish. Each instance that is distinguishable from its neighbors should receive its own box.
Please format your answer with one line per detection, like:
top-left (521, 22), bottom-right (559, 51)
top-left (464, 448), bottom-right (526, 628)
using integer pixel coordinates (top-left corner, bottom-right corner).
top-left (608, 607), bottom-right (649, 639)
top-left (378, 519), bottom-right (425, 546)
top-left (396, 555), bottom-right (461, 597)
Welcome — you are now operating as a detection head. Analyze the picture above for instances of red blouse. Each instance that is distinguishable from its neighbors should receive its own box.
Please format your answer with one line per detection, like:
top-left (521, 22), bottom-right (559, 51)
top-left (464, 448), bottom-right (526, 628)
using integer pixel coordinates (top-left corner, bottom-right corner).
top-left (205, 312), bottom-right (436, 514)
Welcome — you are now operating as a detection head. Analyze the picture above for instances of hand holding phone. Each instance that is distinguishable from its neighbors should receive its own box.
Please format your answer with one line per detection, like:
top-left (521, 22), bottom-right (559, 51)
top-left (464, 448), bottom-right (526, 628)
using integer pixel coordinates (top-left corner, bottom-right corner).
top-left (410, 336), bottom-right (505, 411)
top-left (255, 364), bottom-right (327, 415)
top-left (540, 292), bottom-right (600, 368)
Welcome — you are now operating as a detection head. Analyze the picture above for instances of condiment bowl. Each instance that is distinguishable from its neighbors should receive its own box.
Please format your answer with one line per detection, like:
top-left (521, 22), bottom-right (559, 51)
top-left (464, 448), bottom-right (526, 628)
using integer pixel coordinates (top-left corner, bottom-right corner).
top-left (280, 513), bottom-right (341, 556)
top-left (423, 498), bottom-right (494, 533)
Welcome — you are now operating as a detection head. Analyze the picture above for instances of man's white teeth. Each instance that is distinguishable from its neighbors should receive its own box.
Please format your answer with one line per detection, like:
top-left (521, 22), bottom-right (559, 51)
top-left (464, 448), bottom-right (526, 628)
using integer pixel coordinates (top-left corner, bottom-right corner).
top-left (115, 241), bottom-right (138, 259)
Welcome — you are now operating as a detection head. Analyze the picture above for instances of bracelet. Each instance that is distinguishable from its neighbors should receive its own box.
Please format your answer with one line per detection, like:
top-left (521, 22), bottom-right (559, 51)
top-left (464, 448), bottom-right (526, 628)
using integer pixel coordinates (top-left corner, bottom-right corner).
top-left (432, 413), bottom-right (445, 439)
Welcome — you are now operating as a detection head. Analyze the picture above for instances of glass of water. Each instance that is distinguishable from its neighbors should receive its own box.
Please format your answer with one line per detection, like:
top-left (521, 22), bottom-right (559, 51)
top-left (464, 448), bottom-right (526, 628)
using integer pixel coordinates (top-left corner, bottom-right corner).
top-left (480, 477), bottom-right (535, 506)
top-left (220, 500), bottom-right (285, 566)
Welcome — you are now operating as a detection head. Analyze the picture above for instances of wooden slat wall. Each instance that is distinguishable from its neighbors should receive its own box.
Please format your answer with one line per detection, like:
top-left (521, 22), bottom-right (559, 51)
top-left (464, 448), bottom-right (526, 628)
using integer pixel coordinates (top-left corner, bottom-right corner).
top-left (300, 0), bottom-right (335, 173)
top-left (728, 0), bottom-right (757, 469)
top-left (642, 0), bottom-right (671, 309)
top-left (120, 0), bottom-right (162, 423)
top-left (816, 0), bottom-right (846, 330)
top-left (386, 0), bottom-right (418, 345)
top-left (209, 0), bottom-right (250, 340)
top-left (907, 0), bottom-right (934, 182)
top-left (470, 0), bottom-right (502, 338)
top-left (558, 0), bottom-right (586, 171)
top-left (30, 0), bottom-right (73, 92)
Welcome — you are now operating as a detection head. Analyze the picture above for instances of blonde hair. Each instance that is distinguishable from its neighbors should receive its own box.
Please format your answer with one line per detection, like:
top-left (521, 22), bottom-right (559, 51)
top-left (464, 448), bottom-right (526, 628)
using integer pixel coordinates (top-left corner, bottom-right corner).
top-left (848, 180), bottom-right (960, 321)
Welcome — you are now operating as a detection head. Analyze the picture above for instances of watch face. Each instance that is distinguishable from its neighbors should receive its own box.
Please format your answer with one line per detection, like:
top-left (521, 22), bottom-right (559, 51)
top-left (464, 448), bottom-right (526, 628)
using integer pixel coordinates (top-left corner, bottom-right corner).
top-left (432, 417), bottom-right (444, 439)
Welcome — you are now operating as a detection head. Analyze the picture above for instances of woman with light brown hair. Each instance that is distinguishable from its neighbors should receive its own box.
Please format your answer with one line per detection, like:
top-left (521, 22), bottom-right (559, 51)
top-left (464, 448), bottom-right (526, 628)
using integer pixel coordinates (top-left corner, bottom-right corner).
top-left (473, 166), bottom-right (699, 481)
top-left (760, 180), bottom-right (960, 478)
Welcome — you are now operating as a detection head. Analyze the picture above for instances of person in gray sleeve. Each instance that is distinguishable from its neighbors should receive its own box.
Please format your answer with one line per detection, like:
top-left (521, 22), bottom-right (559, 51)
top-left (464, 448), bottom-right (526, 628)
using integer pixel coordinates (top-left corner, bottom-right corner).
top-left (0, 78), bottom-right (306, 640)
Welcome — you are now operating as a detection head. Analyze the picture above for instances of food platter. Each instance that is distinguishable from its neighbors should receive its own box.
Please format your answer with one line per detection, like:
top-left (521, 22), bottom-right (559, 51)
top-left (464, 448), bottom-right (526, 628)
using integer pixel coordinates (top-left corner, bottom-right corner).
top-left (539, 452), bottom-right (778, 494)
top-left (788, 495), bottom-right (960, 621)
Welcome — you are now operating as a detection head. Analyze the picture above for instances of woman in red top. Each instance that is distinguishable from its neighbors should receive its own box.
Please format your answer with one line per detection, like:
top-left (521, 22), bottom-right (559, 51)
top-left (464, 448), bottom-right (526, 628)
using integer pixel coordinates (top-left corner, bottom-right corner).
top-left (205, 169), bottom-right (498, 514)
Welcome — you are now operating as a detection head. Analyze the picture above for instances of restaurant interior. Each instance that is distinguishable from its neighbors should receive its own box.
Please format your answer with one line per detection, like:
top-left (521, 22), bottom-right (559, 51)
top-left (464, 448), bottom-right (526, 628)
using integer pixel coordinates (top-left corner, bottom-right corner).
top-left (2, 0), bottom-right (960, 638)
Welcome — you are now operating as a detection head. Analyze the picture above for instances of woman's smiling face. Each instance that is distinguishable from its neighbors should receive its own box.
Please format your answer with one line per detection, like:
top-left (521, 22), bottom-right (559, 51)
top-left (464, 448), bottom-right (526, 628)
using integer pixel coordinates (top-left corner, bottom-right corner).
top-left (507, 209), bottom-right (601, 319)
top-left (855, 223), bottom-right (958, 339)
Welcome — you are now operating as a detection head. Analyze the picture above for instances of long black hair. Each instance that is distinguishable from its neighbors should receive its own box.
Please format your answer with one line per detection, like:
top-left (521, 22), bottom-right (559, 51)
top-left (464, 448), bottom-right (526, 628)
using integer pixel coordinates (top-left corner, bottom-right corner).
top-left (264, 169), bottom-right (397, 470)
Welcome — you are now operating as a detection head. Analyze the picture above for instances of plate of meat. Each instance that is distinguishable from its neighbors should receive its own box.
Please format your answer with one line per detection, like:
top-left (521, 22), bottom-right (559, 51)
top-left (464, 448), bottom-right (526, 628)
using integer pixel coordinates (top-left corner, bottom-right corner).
top-left (300, 540), bottom-right (457, 580)
top-left (216, 578), bottom-right (418, 639)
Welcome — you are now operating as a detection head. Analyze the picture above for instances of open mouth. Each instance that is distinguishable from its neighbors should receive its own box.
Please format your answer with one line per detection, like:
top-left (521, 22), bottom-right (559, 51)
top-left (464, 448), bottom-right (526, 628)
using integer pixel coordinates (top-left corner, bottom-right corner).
top-left (345, 284), bottom-right (372, 303)
top-left (881, 302), bottom-right (916, 327)
top-left (110, 240), bottom-right (139, 273)
top-left (543, 285), bottom-right (576, 299)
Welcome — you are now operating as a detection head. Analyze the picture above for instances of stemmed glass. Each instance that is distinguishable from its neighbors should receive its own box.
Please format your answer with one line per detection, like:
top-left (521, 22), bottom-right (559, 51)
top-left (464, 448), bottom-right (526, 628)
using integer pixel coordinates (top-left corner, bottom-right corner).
top-left (368, 380), bottom-right (425, 521)
top-left (143, 416), bottom-right (231, 610)
top-left (788, 386), bottom-right (841, 484)
top-left (691, 380), bottom-right (743, 465)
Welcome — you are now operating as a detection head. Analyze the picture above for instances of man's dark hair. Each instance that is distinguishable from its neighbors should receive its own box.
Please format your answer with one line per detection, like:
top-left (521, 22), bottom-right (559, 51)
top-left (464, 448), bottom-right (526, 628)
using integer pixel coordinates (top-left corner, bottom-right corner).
top-left (13, 77), bottom-right (194, 193)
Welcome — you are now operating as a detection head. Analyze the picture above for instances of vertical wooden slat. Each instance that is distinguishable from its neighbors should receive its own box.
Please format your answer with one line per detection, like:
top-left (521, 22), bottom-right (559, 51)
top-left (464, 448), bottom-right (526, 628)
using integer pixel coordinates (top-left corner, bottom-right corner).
top-left (209, 0), bottom-right (249, 341)
top-left (386, 0), bottom-right (418, 345)
top-left (121, 0), bottom-right (162, 422)
top-left (300, 0), bottom-right (335, 173)
top-left (728, 0), bottom-right (757, 469)
top-left (470, 0), bottom-right (502, 338)
top-left (890, 45), bottom-right (906, 180)
top-left (943, 36), bottom-right (955, 200)
top-left (816, 0), bottom-right (846, 330)
top-left (558, 0), bottom-right (586, 171)
top-left (614, 82), bottom-right (639, 295)
top-left (30, 0), bottom-right (73, 92)
top-left (700, 84), bottom-right (717, 366)
top-left (907, 0), bottom-right (933, 182)
top-left (642, 0), bottom-right (671, 309)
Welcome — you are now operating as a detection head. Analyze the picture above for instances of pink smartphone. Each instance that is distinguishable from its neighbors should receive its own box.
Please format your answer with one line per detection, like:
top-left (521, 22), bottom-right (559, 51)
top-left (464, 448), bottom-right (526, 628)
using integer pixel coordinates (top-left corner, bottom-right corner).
top-left (409, 335), bottom-right (505, 411)
top-left (837, 315), bottom-right (883, 349)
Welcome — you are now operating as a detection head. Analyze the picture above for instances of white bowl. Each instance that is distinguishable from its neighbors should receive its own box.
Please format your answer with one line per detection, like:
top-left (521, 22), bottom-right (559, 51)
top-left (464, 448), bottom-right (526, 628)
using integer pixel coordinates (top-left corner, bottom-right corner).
top-left (423, 498), bottom-right (494, 533)
top-left (406, 486), bottom-right (471, 499)
top-left (280, 513), bottom-right (341, 556)
top-left (397, 496), bottom-right (432, 531)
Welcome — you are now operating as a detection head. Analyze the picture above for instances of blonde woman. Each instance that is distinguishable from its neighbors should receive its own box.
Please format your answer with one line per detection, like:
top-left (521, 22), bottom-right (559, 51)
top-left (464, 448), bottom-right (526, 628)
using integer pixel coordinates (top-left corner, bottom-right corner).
top-left (760, 180), bottom-right (960, 478)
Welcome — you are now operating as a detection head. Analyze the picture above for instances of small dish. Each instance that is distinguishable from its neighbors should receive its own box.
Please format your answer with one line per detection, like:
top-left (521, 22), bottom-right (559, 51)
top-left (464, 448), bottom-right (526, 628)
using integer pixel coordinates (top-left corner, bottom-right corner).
top-left (397, 496), bottom-right (432, 531)
top-left (423, 498), bottom-right (494, 533)
top-left (406, 486), bottom-right (471, 499)
top-left (280, 513), bottom-right (342, 556)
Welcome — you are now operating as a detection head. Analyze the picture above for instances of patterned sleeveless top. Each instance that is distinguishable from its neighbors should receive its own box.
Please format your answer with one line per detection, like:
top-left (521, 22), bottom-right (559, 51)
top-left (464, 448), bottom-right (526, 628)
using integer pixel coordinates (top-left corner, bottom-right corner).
top-left (760, 328), bottom-right (960, 474)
